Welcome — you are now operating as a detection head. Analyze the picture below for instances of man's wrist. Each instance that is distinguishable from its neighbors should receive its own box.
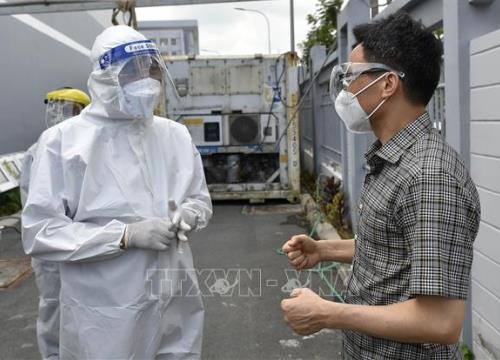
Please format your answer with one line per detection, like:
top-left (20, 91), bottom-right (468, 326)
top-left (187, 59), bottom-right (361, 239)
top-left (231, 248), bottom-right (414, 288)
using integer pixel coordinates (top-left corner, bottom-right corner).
top-left (317, 240), bottom-right (338, 263)
top-left (316, 240), bottom-right (326, 262)
top-left (321, 299), bottom-right (351, 330)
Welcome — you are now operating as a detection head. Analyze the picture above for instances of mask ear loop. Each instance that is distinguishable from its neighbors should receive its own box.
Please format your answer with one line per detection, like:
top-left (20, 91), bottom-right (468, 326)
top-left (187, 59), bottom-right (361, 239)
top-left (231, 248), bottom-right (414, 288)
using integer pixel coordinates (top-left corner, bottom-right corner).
top-left (345, 71), bottom-right (392, 120)
top-left (367, 97), bottom-right (388, 119)
top-left (360, 71), bottom-right (397, 119)
top-left (353, 71), bottom-right (388, 97)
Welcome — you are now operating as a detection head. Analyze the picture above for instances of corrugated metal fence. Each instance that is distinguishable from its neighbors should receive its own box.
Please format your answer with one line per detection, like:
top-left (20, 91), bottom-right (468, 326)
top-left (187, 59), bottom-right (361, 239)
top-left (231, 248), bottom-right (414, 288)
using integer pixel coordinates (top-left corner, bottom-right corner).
top-left (299, 49), bottom-right (342, 179)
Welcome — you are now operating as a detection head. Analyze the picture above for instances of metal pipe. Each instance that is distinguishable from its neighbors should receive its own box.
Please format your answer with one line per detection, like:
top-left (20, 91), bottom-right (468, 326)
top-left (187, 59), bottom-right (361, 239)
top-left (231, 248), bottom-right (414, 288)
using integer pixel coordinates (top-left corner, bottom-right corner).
top-left (0, 0), bottom-right (275, 16)
top-left (234, 7), bottom-right (271, 54)
top-left (290, 0), bottom-right (295, 53)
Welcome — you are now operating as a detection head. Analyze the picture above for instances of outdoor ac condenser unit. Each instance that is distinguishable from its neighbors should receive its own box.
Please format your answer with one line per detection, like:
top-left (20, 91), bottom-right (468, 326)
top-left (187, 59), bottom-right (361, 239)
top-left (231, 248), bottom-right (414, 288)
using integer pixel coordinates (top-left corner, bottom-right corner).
top-left (228, 114), bottom-right (260, 145)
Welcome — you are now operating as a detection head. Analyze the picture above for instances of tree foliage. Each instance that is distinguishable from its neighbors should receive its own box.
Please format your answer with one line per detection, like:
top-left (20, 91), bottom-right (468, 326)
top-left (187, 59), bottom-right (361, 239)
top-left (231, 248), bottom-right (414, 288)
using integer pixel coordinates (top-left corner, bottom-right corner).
top-left (299, 0), bottom-right (344, 64)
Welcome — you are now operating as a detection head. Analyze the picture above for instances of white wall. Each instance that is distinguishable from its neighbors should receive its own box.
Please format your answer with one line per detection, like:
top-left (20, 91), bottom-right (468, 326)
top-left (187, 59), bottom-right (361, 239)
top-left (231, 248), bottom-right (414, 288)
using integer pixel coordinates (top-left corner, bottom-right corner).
top-left (470, 27), bottom-right (500, 360)
top-left (0, 11), bottom-right (104, 154)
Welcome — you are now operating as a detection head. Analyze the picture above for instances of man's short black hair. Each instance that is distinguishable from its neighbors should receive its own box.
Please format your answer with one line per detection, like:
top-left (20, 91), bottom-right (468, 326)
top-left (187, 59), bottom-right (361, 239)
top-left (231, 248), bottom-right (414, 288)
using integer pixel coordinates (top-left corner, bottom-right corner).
top-left (353, 11), bottom-right (443, 106)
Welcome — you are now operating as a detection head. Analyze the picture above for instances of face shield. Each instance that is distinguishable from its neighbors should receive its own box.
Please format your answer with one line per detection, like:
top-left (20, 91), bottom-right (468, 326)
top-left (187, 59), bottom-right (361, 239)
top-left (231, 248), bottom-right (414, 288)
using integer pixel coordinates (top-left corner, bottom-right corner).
top-left (98, 40), bottom-right (170, 119)
top-left (329, 62), bottom-right (405, 101)
top-left (45, 99), bottom-right (85, 128)
top-left (117, 55), bottom-right (164, 86)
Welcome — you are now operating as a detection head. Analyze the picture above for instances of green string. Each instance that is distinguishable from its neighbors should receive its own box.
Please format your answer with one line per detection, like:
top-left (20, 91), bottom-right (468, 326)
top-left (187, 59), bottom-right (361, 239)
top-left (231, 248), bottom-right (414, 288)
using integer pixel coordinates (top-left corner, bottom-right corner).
top-left (277, 176), bottom-right (345, 303)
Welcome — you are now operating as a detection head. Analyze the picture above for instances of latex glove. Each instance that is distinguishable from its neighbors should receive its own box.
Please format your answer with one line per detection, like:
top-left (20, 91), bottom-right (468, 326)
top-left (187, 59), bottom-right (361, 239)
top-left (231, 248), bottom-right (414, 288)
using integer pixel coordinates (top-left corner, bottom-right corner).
top-left (125, 218), bottom-right (176, 251)
top-left (168, 201), bottom-right (198, 235)
top-left (168, 201), bottom-right (197, 254)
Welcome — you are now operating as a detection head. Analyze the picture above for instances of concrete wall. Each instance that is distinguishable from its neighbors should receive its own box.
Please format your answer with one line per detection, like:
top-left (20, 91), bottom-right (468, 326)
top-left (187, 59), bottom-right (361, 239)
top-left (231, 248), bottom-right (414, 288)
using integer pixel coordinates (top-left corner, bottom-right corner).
top-left (470, 27), bottom-right (500, 360)
top-left (0, 11), bottom-right (104, 154)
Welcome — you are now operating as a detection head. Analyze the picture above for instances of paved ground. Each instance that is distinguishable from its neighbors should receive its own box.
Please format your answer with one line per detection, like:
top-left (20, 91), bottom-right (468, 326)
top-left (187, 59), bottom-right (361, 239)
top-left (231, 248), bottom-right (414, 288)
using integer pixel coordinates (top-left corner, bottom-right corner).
top-left (0, 224), bottom-right (38, 359)
top-left (0, 202), bottom-right (344, 359)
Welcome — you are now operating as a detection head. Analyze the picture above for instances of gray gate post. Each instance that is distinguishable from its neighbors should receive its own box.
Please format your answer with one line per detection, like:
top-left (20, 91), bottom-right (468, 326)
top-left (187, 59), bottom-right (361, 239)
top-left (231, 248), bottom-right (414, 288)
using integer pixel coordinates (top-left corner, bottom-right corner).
top-left (337, 0), bottom-right (372, 231)
top-left (310, 45), bottom-right (327, 175)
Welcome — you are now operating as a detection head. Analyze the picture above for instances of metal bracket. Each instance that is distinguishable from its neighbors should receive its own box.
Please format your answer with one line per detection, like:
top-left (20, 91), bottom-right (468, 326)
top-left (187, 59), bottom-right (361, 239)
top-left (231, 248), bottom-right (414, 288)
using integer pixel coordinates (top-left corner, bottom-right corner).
top-left (265, 169), bottom-right (280, 184)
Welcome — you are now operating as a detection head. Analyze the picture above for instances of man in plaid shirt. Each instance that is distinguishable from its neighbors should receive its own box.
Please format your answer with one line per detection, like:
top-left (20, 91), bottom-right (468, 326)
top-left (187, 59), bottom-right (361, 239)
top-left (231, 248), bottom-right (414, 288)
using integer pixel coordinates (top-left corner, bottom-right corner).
top-left (281, 11), bottom-right (481, 360)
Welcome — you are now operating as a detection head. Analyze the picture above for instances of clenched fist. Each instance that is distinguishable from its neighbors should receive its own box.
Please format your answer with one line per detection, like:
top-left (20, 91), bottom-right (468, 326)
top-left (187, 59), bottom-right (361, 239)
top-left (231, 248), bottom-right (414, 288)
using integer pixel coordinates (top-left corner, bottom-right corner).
top-left (282, 234), bottom-right (322, 270)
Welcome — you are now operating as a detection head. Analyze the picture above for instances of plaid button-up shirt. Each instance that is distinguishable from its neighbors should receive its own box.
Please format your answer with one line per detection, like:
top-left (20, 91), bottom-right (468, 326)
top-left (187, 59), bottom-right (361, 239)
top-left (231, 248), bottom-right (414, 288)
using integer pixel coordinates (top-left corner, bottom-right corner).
top-left (343, 113), bottom-right (481, 360)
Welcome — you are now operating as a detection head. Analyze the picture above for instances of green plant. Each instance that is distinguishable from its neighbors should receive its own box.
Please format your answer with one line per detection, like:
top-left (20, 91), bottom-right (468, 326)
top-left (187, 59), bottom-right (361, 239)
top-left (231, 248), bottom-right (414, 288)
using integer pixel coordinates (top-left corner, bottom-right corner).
top-left (460, 342), bottom-right (474, 360)
top-left (0, 188), bottom-right (22, 216)
top-left (324, 191), bottom-right (353, 239)
top-left (301, 172), bottom-right (353, 239)
top-left (319, 176), bottom-right (340, 214)
top-left (299, 0), bottom-right (344, 64)
top-left (301, 171), bottom-right (318, 199)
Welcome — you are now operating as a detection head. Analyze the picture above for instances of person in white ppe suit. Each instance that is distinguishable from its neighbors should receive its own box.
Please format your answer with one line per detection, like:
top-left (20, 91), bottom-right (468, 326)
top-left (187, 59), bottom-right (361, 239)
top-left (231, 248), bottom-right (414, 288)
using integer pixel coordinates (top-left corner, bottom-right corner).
top-left (22, 25), bottom-right (212, 359)
top-left (20, 87), bottom-right (91, 360)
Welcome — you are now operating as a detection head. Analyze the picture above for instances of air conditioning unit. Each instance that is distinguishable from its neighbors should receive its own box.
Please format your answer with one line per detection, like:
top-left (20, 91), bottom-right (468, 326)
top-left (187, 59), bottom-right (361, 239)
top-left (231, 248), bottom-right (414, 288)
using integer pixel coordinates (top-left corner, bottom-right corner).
top-left (181, 115), bottom-right (223, 146)
top-left (228, 114), bottom-right (260, 145)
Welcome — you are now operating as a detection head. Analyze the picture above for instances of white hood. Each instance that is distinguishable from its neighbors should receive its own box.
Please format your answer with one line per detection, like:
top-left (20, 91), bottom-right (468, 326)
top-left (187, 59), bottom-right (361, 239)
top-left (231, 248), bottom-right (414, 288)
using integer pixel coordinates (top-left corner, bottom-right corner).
top-left (85, 25), bottom-right (149, 121)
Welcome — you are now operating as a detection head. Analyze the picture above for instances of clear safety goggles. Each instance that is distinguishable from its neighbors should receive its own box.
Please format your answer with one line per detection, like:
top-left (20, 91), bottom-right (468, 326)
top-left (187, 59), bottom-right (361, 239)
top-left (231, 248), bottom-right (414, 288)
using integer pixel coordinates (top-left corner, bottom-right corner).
top-left (98, 40), bottom-right (168, 86)
top-left (329, 62), bottom-right (405, 100)
top-left (45, 100), bottom-right (84, 128)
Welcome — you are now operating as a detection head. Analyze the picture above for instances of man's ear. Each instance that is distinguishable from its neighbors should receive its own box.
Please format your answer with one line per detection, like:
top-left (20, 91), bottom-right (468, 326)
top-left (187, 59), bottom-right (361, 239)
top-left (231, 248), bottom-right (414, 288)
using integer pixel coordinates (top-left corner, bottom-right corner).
top-left (381, 72), bottom-right (400, 99)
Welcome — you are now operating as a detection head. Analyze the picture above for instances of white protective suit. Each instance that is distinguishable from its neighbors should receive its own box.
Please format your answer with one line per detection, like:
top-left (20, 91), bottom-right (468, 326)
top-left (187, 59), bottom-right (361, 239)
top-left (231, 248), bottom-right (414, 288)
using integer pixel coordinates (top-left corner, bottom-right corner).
top-left (22, 25), bottom-right (212, 359)
top-left (21, 143), bottom-right (61, 360)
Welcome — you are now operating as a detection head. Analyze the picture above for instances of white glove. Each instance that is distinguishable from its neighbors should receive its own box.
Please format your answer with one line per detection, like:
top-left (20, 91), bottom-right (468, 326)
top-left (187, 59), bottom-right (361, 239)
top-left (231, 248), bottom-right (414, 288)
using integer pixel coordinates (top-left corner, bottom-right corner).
top-left (168, 201), bottom-right (198, 236)
top-left (168, 201), bottom-right (198, 253)
top-left (125, 218), bottom-right (176, 251)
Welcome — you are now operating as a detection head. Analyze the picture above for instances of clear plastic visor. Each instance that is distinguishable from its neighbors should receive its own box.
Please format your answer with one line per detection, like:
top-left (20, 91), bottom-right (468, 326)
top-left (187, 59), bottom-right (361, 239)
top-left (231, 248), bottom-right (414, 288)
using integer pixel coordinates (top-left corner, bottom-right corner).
top-left (117, 54), bottom-right (166, 87)
top-left (45, 100), bottom-right (84, 128)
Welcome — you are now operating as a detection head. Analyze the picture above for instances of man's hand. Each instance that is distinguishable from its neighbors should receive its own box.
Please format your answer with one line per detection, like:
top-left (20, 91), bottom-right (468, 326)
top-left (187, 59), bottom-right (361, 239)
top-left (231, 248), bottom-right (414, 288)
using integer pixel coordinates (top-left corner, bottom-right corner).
top-left (281, 288), bottom-right (329, 336)
top-left (282, 235), bottom-right (322, 270)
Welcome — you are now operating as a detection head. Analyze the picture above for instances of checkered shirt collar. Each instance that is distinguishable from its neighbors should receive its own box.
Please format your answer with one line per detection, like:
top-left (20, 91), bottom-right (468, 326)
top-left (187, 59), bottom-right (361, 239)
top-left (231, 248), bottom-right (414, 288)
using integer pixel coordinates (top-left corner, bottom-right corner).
top-left (365, 112), bottom-right (432, 165)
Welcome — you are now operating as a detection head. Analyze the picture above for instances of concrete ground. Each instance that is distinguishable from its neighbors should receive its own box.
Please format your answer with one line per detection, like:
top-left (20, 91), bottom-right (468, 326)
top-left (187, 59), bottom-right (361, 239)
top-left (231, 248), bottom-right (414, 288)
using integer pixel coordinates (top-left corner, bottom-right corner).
top-left (0, 223), bottom-right (39, 359)
top-left (0, 202), bottom-right (344, 360)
